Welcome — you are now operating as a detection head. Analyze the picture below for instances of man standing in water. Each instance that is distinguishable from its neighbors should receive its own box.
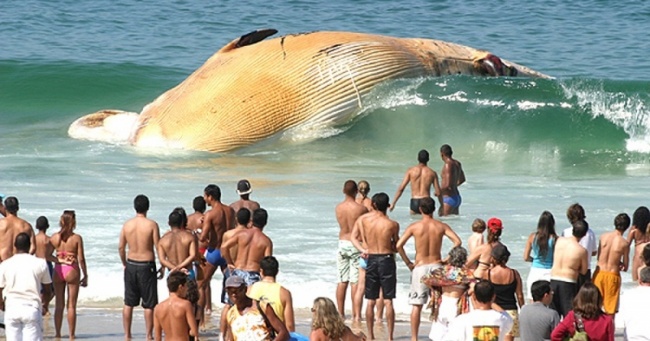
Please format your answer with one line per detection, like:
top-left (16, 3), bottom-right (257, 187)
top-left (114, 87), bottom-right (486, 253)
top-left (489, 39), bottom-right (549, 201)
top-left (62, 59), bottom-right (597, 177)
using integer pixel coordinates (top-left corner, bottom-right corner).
top-left (439, 144), bottom-right (466, 216)
top-left (157, 210), bottom-right (197, 278)
top-left (549, 220), bottom-right (588, 318)
top-left (396, 197), bottom-right (461, 340)
top-left (352, 193), bottom-right (399, 341)
top-left (335, 180), bottom-right (368, 320)
top-left (118, 194), bottom-right (162, 340)
top-left (390, 149), bottom-right (441, 215)
top-left (230, 179), bottom-right (260, 213)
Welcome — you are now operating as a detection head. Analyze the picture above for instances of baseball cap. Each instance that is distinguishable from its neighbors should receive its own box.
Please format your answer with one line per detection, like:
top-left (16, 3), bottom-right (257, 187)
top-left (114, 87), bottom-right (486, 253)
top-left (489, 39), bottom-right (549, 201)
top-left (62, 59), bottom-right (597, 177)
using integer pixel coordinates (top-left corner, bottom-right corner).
top-left (225, 275), bottom-right (246, 288)
top-left (236, 180), bottom-right (252, 195)
top-left (487, 217), bottom-right (503, 232)
top-left (491, 244), bottom-right (511, 262)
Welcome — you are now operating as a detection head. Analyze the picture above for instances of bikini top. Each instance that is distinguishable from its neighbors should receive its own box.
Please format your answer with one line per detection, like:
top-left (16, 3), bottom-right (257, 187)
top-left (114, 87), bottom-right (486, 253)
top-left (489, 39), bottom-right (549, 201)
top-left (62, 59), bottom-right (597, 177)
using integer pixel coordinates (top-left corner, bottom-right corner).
top-left (488, 268), bottom-right (518, 310)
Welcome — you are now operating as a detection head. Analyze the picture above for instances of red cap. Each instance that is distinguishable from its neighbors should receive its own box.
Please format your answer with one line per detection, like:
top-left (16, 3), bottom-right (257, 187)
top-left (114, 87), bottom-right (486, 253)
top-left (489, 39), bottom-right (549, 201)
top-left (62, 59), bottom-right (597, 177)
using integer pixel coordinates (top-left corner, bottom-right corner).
top-left (487, 218), bottom-right (503, 233)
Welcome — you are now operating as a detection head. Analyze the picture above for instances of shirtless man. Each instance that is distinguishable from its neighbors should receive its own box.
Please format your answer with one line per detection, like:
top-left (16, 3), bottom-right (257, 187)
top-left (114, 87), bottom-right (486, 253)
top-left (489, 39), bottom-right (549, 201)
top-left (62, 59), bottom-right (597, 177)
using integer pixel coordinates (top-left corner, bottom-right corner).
top-left (390, 149), bottom-right (441, 215)
top-left (549, 219), bottom-right (588, 318)
top-left (118, 194), bottom-right (162, 340)
top-left (157, 210), bottom-right (197, 278)
top-left (230, 179), bottom-right (260, 213)
top-left (153, 271), bottom-right (199, 341)
top-left (34, 216), bottom-right (56, 315)
top-left (0, 196), bottom-right (36, 260)
top-left (593, 213), bottom-right (630, 315)
top-left (198, 184), bottom-right (234, 311)
top-left (221, 208), bottom-right (272, 284)
top-left (439, 144), bottom-right (466, 216)
top-left (396, 197), bottom-right (461, 340)
top-left (186, 196), bottom-right (206, 234)
top-left (335, 180), bottom-right (368, 320)
top-left (0, 194), bottom-right (5, 216)
top-left (352, 193), bottom-right (399, 341)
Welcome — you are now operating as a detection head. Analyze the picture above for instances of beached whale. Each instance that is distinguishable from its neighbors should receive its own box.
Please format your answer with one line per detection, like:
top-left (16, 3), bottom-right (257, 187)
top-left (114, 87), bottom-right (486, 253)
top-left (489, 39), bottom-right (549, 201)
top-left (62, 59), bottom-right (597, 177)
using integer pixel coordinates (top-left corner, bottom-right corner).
top-left (68, 29), bottom-right (550, 152)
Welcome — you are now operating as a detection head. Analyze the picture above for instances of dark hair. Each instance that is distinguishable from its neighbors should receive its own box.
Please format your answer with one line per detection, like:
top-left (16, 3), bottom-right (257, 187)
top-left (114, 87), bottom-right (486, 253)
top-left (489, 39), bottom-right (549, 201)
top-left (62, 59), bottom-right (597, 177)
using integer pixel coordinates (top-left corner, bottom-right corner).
top-left (448, 246), bottom-right (468, 268)
top-left (167, 271), bottom-right (188, 292)
top-left (204, 184), bottom-right (222, 201)
top-left (566, 203), bottom-right (585, 224)
top-left (633, 206), bottom-right (650, 235)
top-left (343, 180), bottom-right (358, 197)
top-left (371, 192), bottom-right (390, 213)
top-left (134, 194), bottom-right (150, 213)
top-left (185, 279), bottom-right (199, 305)
top-left (193, 196), bottom-right (206, 213)
top-left (640, 267), bottom-right (650, 284)
top-left (473, 280), bottom-right (495, 304)
top-left (169, 211), bottom-right (183, 228)
top-left (572, 220), bottom-right (589, 239)
top-left (530, 280), bottom-right (551, 302)
top-left (173, 207), bottom-right (188, 228)
top-left (14, 232), bottom-right (31, 252)
top-left (252, 208), bottom-right (268, 229)
top-left (418, 149), bottom-right (429, 163)
top-left (4, 196), bottom-right (18, 215)
top-left (440, 144), bottom-right (452, 157)
top-left (418, 197), bottom-right (435, 215)
top-left (487, 227), bottom-right (502, 244)
top-left (260, 256), bottom-right (279, 277)
top-left (535, 211), bottom-right (557, 258)
top-left (614, 213), bottom-right (631, 232)
top-left (236, 208), bottom-right (251, 226)
top-left (572, 282), bottom-right (603, 319)
top-left (643, 244), bottom-right (650, 267)
top-left (36, 216), bottom-right (50, 231)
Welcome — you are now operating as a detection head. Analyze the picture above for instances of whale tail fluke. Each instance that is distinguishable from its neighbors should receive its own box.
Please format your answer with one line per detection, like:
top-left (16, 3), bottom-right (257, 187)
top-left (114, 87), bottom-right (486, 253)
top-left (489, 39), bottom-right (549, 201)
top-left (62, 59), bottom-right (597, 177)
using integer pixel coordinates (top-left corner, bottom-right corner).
top-left (68, 109), bottom-right (140, 144)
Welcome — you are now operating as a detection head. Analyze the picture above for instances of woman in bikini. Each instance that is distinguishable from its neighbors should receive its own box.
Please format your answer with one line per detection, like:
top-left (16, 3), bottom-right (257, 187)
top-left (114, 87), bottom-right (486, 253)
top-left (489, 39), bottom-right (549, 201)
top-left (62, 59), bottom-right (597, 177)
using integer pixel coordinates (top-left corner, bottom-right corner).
top-left (466, 217), bottom-right (504, 279)
top-left (50, 210), bottom-right (88, 339)
top-left (626, 206), bottom-right (650, 281)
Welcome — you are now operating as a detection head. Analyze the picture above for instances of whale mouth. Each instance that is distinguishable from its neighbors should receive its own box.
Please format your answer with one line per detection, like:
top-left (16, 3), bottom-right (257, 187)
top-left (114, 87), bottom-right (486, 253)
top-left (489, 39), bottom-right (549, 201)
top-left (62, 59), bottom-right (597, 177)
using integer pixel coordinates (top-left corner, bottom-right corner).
top-left (68, 109), bottom-right (139, 144)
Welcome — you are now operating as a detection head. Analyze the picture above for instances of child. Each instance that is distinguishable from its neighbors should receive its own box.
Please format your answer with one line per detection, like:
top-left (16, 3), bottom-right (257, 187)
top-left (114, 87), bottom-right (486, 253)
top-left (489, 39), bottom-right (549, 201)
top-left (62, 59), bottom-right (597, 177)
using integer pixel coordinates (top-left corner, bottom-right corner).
top-left (638, 243), bottom-right (650, 280)
top-left (34, 216), bottom-right (56, 315)
top-left (467, 218), bottom-right (486, 254)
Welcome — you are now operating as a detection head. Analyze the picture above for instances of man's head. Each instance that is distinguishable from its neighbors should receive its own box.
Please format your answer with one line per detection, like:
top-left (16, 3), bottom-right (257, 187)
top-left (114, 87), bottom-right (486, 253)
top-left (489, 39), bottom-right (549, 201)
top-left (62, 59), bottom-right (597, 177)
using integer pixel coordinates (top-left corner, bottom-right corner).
top-left (343, 180), bottom-right (358, 197)
top-left (572, 219), bottom-right (589, 239)
top-left (134, 194), bottom-right (150, 214)
top-left (418, 149), bottom-right (429, 164)
top-left (614, 213), bottom-right (631, 232)
top-left (252, 208), bottom-right (268, 229)
top-left (473, 280), bottom-right (495, 304)
top-left (260, 256), bottom-right (279, 278)
top-left (440, 144), bottom-right (453, 158)
top-left (167, 271), bottom-right (188, 293)
top-left (237, 180), bottom-right (252, 196)
top-left (225, 275), bottom-right (248, 303)
top-left (193, 196), bottom-right (206, 213)
top-left (36, 216), bottom-right (49, 231)
top-left (639, 267), bottom-right (650, 286)
top-left (566, 203), bottom-right (586, 224)
top-left (371, 192), bottom-right (390, 213)
top-left (14, 232), bottom-right (31, 253)
top-left (172, 207), bottom-right (188, 228)
top-left (236, 208), bottom-right (251, 226)
top-left (169, 210), bottom-right (183, 228)
top-left (4, 196), bottom-right (19, 215)
top-left (530, 280), bottom-right (553, 304)
top-left (418, 197), bottom-right (435, 215)
top-left (204, 184), bottom-right (222, 202)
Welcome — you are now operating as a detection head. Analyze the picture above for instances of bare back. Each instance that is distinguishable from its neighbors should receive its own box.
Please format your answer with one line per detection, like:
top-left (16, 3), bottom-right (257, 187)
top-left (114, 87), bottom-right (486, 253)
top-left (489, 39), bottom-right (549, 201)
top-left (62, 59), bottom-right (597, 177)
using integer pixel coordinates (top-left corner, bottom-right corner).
top-left (154, 295), bottom-right (197, 340)
top-left (35, 232), bottom-right (56, 262)
top-left (408, 165), bottom-right (439, 198)
top-left (186, 212), bottom-right (203, 232)
top-left (230, 199), bottom-right (260, 214)
top-left (336, 198), bottom-right (368, 240)
top-left (158, 229), bottom-right (196, 271)
top-left (229, 228), bottom-right (273, 272)
top-left (0, 215), bottom-right (35, 261)
top-left (597, 231), bottom-right (630, 273)
top-left (551, 237), bottom-right (588, 281)
top-left (359, 211), bottom-right (399, 254)
top-left (398, 216), bottom-right (461, 266)
top-left (200, 205), bottom-right (228, 249)
top-left (119, 215), bottom-right (160, 263)
top-left (222, 225), bottom-right (247, 264)
top-left (440, 158), bottom-right (464, 197)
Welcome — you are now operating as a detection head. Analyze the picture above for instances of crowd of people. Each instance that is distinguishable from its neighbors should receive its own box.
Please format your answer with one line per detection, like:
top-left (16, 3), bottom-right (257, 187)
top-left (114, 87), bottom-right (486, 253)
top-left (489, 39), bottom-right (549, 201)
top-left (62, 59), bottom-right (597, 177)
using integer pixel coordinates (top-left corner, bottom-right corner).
top-left (1, 143), bottom-right (649, 341)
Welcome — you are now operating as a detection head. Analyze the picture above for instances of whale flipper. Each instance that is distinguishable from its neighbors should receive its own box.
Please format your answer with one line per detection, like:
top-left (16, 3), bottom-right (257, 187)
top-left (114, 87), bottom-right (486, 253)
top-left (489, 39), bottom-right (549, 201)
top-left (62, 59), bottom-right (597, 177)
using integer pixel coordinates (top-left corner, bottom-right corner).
top-left (218, 28), bottom-right (278, 53)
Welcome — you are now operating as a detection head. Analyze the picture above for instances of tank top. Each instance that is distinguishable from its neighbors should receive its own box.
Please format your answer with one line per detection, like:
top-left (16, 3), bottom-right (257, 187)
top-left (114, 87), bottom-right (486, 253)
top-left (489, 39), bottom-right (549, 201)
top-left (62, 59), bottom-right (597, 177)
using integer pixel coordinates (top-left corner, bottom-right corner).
top-left (532, 235), bottom-right (555, 269)
top-left (248, 281), bottom-right (285, 322)
top-left (488, 268), bottom-right (518, 310)
top-left (226, 302), bottom-right (272, 341)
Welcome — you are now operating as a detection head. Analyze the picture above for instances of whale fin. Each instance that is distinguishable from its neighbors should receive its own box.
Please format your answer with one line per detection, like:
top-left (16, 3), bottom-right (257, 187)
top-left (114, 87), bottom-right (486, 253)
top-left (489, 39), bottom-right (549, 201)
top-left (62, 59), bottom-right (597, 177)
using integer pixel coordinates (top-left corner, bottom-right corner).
top-left (218, 29), bottom-right (278, 53)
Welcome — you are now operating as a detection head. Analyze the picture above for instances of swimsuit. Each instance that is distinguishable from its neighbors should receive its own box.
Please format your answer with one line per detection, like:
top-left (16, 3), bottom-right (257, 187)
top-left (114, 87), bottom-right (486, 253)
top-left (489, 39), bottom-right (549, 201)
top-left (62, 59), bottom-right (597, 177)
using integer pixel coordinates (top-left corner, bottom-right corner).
top-left (410, 198), bottom-right (423, 213)
top-left (365, 254), bottom-right (397, 300)
top-left (549, 277), bottom-right (577, 318)
top-left (592, 268), bottom-right (621, 314)
top-left (359, 257), bottom-right (368, 270)
top-left (231, 269), bottom-right (261, 286)
top-left (408, 263), bottom-right (441, 305)
top-left (337, 240), bottom-right (360, 283)
top-left (54, 251), bottom-right (79, 280)
top-left (205, 248), bottom-right (227, 268)
top-left (124, 259), bottom-right (158, 309)
top-left (442, 195), bottom-right (462, 209)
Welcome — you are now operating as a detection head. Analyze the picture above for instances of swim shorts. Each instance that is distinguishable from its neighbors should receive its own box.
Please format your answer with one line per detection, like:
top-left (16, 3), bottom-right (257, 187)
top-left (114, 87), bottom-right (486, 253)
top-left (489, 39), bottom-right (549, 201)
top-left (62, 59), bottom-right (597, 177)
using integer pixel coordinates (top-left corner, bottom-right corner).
top-left (549, 277), bottom-right (577, 318)
top-left (124, 259), bottom-right (158, 309)
top-left (506, 309), bottom-right (520, 337)
top-left (337, 240), bottom-right (360, 283)
top-left (410, 198), bottom-right (423, 213)
top-left (442, 195), bottom-right (462, 209)
top-left (359, 257), bottom-right (367, 270)
top-left (408, 263), bottom-right (441, 305)
top-left (205, 248), bottom-right (227, 268)
top-left (592, 269), bottom-right (621, 314)
top-left (231, 268), bottom-right (261, 286)
top-left (365, 254), bottom-right (397, 300)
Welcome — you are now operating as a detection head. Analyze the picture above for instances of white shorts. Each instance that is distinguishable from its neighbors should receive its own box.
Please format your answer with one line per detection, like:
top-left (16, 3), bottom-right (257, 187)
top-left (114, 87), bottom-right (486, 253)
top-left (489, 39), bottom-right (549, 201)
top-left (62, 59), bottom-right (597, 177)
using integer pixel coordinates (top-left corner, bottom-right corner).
top-left (408, 263), bottom-right (441, 305)
top-left (429, 296), bottom-right (460, 341)
top-left (526, 266), bottom-right (551, 300)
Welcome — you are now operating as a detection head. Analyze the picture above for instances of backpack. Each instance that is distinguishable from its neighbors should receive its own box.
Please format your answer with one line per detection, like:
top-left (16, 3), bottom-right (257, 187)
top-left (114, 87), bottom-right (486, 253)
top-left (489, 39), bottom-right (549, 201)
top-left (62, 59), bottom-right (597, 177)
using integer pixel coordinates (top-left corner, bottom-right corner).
top-left (564, 313), bottom-right (589, 341)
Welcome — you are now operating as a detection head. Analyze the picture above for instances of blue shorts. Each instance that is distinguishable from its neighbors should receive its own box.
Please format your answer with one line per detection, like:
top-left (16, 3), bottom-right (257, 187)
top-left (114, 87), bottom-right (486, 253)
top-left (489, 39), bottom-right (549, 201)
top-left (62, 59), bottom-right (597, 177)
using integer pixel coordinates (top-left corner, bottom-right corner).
top-left (443, 195), bottom-right (462, 209)
top-left (205, 248), bottom-right (227, 268)
top-left (359, 257), bottom-right (368, 270)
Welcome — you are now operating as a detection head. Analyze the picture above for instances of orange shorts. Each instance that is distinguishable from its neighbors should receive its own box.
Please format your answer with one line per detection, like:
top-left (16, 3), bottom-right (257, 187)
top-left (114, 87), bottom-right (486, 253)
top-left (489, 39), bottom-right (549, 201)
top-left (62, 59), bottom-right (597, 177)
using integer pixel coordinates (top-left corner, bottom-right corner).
top-left (592, 269), bottom-right (621, 314)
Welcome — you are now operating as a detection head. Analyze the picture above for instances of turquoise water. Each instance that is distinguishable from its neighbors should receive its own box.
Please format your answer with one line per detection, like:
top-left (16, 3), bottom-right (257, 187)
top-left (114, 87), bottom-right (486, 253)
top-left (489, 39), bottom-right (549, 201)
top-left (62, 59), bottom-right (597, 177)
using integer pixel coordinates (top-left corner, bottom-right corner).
top-left (1, 0), bottom-right (650, 314)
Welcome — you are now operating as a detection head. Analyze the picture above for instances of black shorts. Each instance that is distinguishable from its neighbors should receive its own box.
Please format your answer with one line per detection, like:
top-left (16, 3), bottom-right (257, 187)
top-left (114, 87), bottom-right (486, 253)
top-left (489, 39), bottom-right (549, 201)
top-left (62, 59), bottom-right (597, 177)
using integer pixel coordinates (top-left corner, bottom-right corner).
top-left (365, 254), bottom-right (397, 300)
top-left (550, 279), bottom-right (577, 318)
top-left (124, 259), bottom-right (158, 309)
top-left (410, 198), bottom-right (422, 214)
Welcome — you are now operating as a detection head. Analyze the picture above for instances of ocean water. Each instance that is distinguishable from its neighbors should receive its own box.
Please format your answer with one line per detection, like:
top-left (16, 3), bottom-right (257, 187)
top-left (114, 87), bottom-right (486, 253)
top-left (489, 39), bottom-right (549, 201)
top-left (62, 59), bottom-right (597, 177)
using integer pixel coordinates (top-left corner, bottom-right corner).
top-left (1, 0), bottom-right (650, 317)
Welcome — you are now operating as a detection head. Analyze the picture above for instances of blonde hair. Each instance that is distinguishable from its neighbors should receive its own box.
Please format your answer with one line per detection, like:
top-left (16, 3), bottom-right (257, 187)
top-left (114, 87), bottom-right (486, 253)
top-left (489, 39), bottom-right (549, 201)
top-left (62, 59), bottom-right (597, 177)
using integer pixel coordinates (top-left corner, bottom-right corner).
top-left (311, 297), bottom-right (346, 339)
top-left (472, 218), bottom-right (486, 233)
top-left (59, 210), bottom-right (76, 242)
